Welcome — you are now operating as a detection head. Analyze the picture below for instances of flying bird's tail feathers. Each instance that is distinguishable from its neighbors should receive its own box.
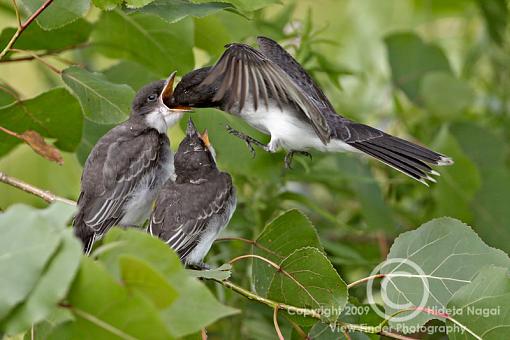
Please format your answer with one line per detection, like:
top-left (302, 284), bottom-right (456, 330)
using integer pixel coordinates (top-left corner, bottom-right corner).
top-left (344, 125), bottom-right (453, 186)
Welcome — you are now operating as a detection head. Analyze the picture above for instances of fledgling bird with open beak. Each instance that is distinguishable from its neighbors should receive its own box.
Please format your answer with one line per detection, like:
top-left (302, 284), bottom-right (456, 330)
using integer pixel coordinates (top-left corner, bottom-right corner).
top-left (168, 36), bottom-right (453, 185)
top-left (73, 72), bottom-right (191, 255)
top-left (148, 119), bottom-right (236, 269)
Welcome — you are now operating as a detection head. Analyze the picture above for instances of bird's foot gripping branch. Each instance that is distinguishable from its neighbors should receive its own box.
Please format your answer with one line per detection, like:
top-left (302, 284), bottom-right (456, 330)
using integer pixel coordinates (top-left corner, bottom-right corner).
top-left (1, 174), bottom-right (509, 339)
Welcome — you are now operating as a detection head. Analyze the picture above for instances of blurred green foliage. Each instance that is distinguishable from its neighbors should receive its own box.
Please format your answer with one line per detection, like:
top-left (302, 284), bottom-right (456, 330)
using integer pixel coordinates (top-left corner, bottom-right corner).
top-left (1, 0), bottom-right (510, 339)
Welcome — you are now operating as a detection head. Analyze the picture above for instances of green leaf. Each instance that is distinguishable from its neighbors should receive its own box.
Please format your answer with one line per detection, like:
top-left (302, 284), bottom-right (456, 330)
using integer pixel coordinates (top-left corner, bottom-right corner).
top-left (267, 247), bottom-right (348, 324)
top-left (119, 255), bottom-right (178, 309)
top-left (52, 257), bottom-right (174, 340)
top-left (194, 15), bottom-right (233, 56)
top-left (0, 82), bottom-right (18, 107)
top-left (134, 0), bottom-right (234, 23)
top-left (98, 228), bottom-right (238, 337)
top-left (92, 10), bottom-right (194, 76)
top-left (0, 203), bottom-right (74, 319)
top-left (2, 230), bottom-right (82, 335)
top-left (253, 209), bottom-right (323, 296)
top-left (0, 19), bottom-right (91, 53)
top-left (0, 88), bottom-right (83, 157)
top-left (19, 0), bottom-right (90, 30)
top-left (384, 32), bottom-right (452, 104)
top-left (125, 0), bottom-right (155, 8)
top-left (447, 266), bottom-right (510, 339)
top-left (420, 72), bottom-right (474, 119)
top-left (476, 0), bottom-right (508, 46)
top-left (104, 61), bottom-right (161, 91)
top-left (186, 263), bottom-right (232, 281)
top-left (62, 66), bottom-right (134, 124)
top-left (451, 123), bottom-right (510, 253)
top-left (92, 0), bottom-right (121, 10)
top-left (382, 217), bottom-right (510, 330)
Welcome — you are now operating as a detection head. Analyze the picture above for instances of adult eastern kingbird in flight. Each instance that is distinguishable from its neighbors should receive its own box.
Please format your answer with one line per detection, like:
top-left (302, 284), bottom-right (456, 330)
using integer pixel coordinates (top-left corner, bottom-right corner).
top-left (148, 119), bottom-right (236, 269)
top-left (74, 72), bottom-right (190, 255)
top-left (168, 36), bottom-right (453, 185)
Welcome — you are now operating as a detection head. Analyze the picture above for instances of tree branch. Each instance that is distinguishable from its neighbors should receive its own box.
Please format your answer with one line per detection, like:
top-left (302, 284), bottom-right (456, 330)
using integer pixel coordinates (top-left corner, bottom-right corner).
top-left (0, 0), bottom-right (55, 60)
top-left (0, 43), bottom-right (90, 64)
top-left (0, 171), bottom-right (75, 206)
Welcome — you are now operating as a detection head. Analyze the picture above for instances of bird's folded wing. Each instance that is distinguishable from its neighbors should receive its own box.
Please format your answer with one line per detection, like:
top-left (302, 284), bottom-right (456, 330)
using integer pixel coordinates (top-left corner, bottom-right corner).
top-left (201, 42), bottom-right (331, 144)
top-left (82, 131), bottom-right (163, 235)
top-left (149, 174), bottom-right (233, 259)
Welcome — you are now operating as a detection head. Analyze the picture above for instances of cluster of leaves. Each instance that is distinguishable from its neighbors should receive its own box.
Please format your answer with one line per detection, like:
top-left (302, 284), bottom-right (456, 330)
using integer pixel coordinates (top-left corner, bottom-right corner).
top-left (1, 0), bottom-right (510, 339)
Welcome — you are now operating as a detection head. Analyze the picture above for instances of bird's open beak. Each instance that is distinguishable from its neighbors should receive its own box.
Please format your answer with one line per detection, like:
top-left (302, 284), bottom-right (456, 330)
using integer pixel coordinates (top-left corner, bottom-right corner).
top-left (160, 71), bottom-right (193, 113)
top-left (199, 129), bottom-right (211, 147)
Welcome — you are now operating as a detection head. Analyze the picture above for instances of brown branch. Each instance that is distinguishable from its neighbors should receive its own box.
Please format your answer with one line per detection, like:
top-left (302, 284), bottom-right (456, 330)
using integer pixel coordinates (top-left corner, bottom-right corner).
top-left (273, 305), bottom-right (284, 340)
top-left (0, 43), bottom-right (90, 64)
top-left (0, 0), bottom-right (55, 60)
top-left (0, 171), bottom-right (75, 206)
top-left (10, 48), bottom-right (61, 74)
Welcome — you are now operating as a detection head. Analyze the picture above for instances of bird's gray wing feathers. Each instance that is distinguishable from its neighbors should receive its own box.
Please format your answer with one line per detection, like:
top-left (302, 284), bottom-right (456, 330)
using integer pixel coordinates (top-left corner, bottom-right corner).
top-left (201, 42), bottom-right (331, 144)
top-left (80, 129), bottom-right (164, 235)
top-left (149, 173), bottom-right (233, 260)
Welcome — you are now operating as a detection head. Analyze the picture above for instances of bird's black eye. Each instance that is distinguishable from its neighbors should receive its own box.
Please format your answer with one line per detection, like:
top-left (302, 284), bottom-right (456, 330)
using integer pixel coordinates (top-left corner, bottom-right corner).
top-left (147, 94), bottom-right (157, 102)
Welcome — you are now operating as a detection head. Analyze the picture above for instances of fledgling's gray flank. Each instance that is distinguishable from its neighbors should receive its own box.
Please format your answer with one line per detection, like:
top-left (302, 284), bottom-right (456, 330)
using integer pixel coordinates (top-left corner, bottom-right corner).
top-left (148, 119), bottom-right (236, 269)
top-left (169, 36), bottom-right (453, 185)
top-left (73, 72), bottom-right (191, 255)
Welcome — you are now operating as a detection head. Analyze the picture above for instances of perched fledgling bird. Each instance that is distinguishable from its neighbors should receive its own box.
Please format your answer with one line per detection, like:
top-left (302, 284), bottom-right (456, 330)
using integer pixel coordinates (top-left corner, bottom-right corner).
top-left (148, 119), bottom-right (236, 269)
top-left (73, 72), bottom-right (190, 254)
top-left (168, 36), bottom-right (453, 185)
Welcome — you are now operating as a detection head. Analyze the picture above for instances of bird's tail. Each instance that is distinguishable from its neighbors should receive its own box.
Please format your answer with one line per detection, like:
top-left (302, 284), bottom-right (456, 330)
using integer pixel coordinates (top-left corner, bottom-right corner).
top-left (345, 125), bottom-right (453, 185)
top-left (73, 212), bottom-right (95, 255)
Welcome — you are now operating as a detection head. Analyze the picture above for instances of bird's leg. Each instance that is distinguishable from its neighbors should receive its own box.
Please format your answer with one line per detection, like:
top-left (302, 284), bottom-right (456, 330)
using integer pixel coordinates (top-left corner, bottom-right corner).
top-left (225, 124), bottom-right (269, 158)
top-left (284, 150), bottom-right (313, 169)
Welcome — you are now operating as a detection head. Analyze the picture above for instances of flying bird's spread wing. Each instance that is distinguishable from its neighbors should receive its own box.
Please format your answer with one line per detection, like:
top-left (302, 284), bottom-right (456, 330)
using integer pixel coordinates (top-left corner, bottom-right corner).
top-left (78, 128), bottom-right (166, 237)
top-left (200, 41), bottom-right (331, 144)
top-left (149, 173), bottom-right (234, 261)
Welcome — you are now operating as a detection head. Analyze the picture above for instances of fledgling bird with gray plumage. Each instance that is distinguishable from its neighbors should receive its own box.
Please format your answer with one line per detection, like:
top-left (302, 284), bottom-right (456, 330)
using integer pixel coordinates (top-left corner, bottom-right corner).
top-left (73, 72), bottom-right (190, 255)
top-left (148, 119), bottom-right (236, 269)
top-left (169, 36), bottom-right (453, 185)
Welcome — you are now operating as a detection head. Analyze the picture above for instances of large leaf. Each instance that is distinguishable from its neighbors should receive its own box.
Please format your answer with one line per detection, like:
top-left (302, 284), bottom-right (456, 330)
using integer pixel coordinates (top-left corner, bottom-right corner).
top-left (92, 10), bottom-right (194, 76)
top-left (0, 203), bottom-right (75, 319)
top-left (62, 66), bottom-right (134, 124)
top-left (447, 266), bottom-right (510, 339)
top-left (133, 0), bottom-right (234, 23)
top-left (1, 230), bottom-right (81, 335)
top-left (50, 257), bottom-right (174, 340)
top-left (103, 61), bottom-right (161, 91)
top-left (119, 255), bottom-right (178, 309)
top-left (19, 0), bottom-right (90, 30)
top-left (267, 247), bottom-right (348, 324)
top-left (420, 72), bottom-right (474, 120)
top-left (0, 88), bottom-right (83, 157)
top-left (98, 228), bottom-right (238, 337)
top-left (193, 0), bottom-right (280, 12)
top-left (0, 19), bottom-right (91, 53)
top-left (252, 209), bottom-right (323, 296)
top-left (384, 32), bottom-right (452, 104)
top-left (381, 217), bottom-right (510, 330)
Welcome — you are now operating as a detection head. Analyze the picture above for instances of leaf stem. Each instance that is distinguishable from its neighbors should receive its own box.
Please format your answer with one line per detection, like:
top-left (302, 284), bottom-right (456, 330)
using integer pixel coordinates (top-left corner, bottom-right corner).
top-left (273, 305), bottom-right (284, 340)
top-left (0, 0), bottom-right (55, 60)
top-left (0, 171), bottom-right (76, 206)
top-left (346, 273), bottom-right (385, 289)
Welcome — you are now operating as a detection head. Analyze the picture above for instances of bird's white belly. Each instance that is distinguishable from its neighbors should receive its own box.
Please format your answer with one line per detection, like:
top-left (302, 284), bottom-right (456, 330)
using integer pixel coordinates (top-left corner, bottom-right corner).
top-left (238, 100), bottom-right (355, 153)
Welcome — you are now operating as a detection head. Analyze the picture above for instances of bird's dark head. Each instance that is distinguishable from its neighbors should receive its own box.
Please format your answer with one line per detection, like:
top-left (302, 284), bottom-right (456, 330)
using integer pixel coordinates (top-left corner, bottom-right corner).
top-left (174, 119), bottom-right (217, 179)
top-left (167, 67), bottom-right (218, 108)
top-left (131, 72), bottom-right (192, 133)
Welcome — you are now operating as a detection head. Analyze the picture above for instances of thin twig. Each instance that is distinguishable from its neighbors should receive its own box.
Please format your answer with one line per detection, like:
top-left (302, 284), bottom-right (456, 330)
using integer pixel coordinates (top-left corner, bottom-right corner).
top-left (0, 43), bottom-right (90, 64)
top-left (10, 48), bottom-right (61, 74)
top-left (273, 305), bottom-right (284, 340)
top-left (0, 171), bottom-right (75, 206)
top-left (346, 273), bottom-right (385, 289)
top-left (0, 0), bottom-right (55, 60)
top-left (11, 0), bottom-right (21, 28)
